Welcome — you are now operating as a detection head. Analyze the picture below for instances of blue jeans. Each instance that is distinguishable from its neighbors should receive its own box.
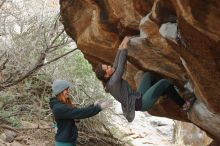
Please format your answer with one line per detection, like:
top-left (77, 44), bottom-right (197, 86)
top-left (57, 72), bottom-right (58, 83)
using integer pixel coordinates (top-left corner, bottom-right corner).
top-left (138, 72), bottom-right (185, 111)
top-left (55, 141), bottom-right (76, 146)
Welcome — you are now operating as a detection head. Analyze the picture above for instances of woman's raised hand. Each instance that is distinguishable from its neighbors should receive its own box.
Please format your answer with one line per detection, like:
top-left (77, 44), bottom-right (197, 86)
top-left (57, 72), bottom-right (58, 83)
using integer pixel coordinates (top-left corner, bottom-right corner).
top-left (118, 36), bottom-right (130, 50)
top-left (94, 99), bottom-right (113, 110)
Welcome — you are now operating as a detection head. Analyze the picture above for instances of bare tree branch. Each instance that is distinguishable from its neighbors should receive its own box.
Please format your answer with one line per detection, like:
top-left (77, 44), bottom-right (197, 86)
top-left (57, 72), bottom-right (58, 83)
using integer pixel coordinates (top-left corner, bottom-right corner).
top-left (0, 51), bottom-right (6, 59)
top-left (43, 48), bottom-right (78, 66)
top-left (1, 50), bottom-right (47, 88)
top-left (0, 57), bottom-right (9, 70)
top-left (0, 73), bottom-right (12, 84)
top-left (48, 40), bottom-right (72, 53)
top-left (0, 48), bottom-right (77, 89)
top-left (49, 29), bottom-right (65, 47)
top-left (0, 125), bottom-right (19, 133)
top-left (0, 51), bottom-right (9, 70)
top-left (0, 1), bottom-right (75, 91)
top-left (0, 0), bottom-right (7, 9)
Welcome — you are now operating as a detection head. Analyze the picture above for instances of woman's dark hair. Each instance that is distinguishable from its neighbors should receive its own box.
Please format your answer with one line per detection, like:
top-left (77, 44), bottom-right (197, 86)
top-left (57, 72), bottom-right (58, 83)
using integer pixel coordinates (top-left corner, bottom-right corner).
top-left (95, 63), bottom-right (110, 85)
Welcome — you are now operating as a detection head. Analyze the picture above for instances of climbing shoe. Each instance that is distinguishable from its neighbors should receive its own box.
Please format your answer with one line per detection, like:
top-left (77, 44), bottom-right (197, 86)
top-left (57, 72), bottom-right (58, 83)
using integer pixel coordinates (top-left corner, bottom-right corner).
top-left (182, 95), bottom-right (196, 111)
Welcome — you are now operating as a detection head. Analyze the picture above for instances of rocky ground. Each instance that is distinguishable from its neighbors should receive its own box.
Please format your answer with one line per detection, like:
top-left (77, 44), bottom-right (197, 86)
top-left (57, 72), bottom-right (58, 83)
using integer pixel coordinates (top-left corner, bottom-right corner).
top-left (110, 101), bottom-right (174, 146)
top-left (0, 101), bottom-right (175, 146)
top-left (0, 121), bottom-right (54, 146)
top-left (0, 101), bottom-right (212, 146)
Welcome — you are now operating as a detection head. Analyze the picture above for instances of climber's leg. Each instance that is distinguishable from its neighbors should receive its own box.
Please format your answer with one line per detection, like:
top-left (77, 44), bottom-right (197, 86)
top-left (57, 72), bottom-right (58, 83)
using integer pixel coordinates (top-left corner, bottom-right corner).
top-left (137, 72), bottom-right (159, 95)
top-left (141, 79), bottom-right (171, 111)
top-left (164, 85), bottom-right (185, 107)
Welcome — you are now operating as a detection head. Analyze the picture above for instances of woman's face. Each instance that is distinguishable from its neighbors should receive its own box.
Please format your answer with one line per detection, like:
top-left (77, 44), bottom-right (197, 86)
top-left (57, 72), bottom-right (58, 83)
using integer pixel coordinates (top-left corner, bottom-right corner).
top-left (102, 64), bottom-right (114, 77)
top-left (59, 88), bottom-right (70, 103)
top-left (63, 88), bottom-right (70, 98)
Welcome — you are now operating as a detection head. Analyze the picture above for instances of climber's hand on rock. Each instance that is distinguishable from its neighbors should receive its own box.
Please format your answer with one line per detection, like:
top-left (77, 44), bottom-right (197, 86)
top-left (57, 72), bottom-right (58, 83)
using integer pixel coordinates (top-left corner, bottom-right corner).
top-left (119, 36), bottom-right (130, 50)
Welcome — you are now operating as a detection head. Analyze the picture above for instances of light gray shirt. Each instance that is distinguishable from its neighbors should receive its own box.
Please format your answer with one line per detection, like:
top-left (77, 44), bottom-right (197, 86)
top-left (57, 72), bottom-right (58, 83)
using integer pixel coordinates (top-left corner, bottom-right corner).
top-left (106, 49), bottom-right (140, 122)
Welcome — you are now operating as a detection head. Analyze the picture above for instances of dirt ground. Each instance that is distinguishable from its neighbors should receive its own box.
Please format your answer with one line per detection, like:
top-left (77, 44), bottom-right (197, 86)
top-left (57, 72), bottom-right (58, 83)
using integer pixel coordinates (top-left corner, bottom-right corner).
top-left (0, 120), bottom-right (126, 146)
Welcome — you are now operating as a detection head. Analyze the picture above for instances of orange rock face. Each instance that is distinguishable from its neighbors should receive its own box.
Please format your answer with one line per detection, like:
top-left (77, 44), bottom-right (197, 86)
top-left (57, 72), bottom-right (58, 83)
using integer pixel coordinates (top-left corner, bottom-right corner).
top-left (60, 0), bottom-right (220, 142)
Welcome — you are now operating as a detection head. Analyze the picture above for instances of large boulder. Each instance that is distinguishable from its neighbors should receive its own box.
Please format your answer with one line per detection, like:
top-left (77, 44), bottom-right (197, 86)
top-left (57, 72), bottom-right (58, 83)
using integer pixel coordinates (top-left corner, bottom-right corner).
top-left (59, 0), bottom-right (220, 143)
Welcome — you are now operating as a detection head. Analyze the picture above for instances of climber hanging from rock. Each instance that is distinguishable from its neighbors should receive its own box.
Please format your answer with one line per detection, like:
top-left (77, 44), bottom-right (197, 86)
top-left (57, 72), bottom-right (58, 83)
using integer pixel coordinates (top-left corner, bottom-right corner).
top-left (95, 36), bottom-right (196, 122)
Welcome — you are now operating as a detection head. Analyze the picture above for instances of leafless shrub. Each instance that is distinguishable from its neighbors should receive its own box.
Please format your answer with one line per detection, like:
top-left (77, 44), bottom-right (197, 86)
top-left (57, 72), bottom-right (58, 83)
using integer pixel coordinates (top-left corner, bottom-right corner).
top-left (0, 0), bottom-right (77, 90)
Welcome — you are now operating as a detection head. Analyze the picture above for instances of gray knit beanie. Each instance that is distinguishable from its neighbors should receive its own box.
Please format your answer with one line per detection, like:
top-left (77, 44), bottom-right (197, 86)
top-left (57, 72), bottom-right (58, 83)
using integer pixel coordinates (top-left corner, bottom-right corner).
top-left (52, 79), bottom-right (70, 96)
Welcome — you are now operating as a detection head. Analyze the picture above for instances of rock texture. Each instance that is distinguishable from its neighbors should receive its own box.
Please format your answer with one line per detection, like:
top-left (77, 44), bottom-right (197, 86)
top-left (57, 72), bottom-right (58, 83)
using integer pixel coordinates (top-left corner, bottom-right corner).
top-left (174, 121), bottom-right (212, 146)
top-left (59, 0), bottom-right (220, 143)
